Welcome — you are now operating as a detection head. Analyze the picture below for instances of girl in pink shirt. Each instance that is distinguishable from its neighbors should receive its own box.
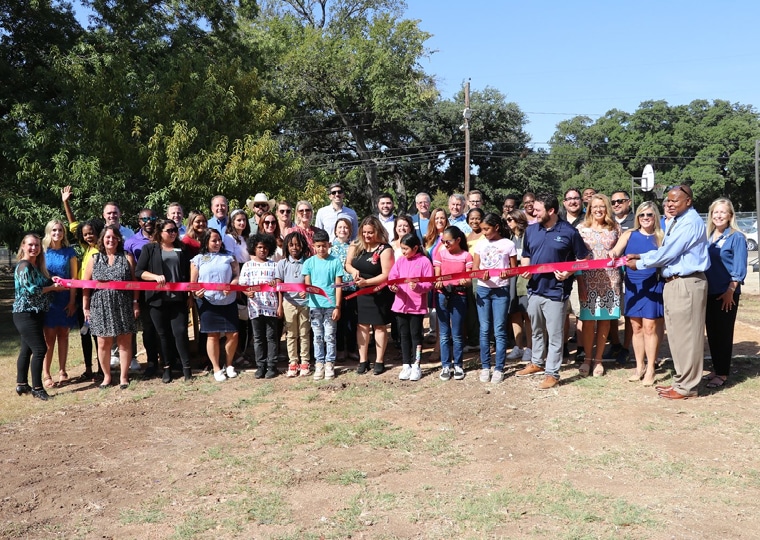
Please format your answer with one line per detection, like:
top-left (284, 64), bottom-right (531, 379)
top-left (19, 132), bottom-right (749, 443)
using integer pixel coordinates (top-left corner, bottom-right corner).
top-left (388, 233), bottom-right (434, 381)
top-left (433, 226), bottom-right (473, 380)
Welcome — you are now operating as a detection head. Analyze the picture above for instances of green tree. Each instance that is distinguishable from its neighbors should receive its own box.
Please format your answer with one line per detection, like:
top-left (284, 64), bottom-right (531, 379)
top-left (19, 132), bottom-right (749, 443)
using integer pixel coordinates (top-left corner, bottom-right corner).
top-left (249, 0), bottom-right (438, 213)
top-left (550, 99), bottom-right (760, 210)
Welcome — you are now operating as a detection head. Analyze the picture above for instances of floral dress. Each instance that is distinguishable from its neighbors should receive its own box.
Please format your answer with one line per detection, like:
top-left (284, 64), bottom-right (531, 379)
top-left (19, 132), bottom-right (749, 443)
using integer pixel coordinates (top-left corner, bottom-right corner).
top-left (578, 225), bottom-right (621, 320)
top-left (89, 253), bottom-right (136, 337)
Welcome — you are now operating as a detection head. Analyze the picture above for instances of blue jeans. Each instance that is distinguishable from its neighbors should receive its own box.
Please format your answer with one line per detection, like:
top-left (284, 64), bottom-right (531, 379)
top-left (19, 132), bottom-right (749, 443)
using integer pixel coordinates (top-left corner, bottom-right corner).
top-left (476, 286), bottom-right (509, 371)
top-left (437, 292), bottom-right (466, 369)
top-left (310, 307), bottom-right (337, 364)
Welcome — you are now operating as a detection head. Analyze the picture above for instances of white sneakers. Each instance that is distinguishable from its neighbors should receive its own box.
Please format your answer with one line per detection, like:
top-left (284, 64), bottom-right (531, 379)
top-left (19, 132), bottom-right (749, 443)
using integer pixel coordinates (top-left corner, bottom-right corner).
top-left (399, 364), bottom-right (412, 380)
top-left (399, 364), bottom-right (421, 381)
top-left (226, 365), bottom-right (238, 378)
top-left (214, 370), bottom-right (226, 382)
top-left (313, 363), bottom-right (325, 380)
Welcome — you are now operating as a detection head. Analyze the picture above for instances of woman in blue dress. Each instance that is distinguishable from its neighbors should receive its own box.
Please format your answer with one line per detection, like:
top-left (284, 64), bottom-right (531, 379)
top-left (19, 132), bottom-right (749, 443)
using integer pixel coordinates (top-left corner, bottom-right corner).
top-left (42, 219), bottom-right (78, 387)
top-left (610, 201), bottom-right (664, 386)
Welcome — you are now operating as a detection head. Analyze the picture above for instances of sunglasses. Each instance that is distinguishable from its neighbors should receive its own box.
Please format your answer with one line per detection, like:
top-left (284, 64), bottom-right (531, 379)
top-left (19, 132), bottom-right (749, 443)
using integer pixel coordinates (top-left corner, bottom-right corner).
top-left (330, 190), bottom-right (344, 195)
top-left (639, 212), bottom-right (654, 218)
top-left (666, 185), bottom-right (692, 198)
top-left (140, 216), bottom-right (157, 222)
top-left (442, 239), bottom-right (457, 246)
top-left (564, 196), bottom-right (580, 201)
top-left (298, 209), bottom-right (312, 213)
top-left (611, 198), bottom-right (629, 205)
top-left (506, 217), bottom-right (515, 222)
top-left (263, 220), bottom-right (276, 225)
top-left (278, 209), bottom-right (291, 214)
top-left (163, 228), bottom-right (178, 234)
top-left (254, 203), bottom-right (268, 209)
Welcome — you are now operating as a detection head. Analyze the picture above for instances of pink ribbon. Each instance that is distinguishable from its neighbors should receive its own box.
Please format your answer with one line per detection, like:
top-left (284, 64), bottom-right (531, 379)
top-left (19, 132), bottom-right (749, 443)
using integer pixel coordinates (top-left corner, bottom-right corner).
top-left (344, 257), bottom-right (626, 300)
top-left (58, 279), bottom-right (329, 298)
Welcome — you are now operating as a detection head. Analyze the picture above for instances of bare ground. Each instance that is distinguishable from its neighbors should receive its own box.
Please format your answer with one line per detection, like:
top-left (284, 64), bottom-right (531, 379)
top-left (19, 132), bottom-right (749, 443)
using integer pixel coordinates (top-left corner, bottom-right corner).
top-left (2, 278), bottom-right (760, 539)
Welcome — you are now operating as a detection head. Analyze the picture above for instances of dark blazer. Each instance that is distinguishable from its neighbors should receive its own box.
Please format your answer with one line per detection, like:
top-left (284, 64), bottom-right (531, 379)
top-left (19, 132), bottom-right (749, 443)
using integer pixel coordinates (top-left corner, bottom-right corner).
top-left (135, 243), bottom-right (191, 306)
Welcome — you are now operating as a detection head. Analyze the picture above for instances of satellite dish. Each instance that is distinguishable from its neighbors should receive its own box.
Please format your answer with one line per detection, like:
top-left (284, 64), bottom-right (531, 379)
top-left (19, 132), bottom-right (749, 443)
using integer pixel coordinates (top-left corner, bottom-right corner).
top-left (641, 164), bottom-right (655, 192)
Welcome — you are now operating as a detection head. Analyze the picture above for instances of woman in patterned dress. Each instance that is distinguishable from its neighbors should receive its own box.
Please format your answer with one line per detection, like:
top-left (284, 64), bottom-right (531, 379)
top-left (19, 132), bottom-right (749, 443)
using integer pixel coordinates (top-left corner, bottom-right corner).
top-left (82, 225), bottom-right (139, 389)
top-left (577, 194), bottom-right (621, 377)
top-left (42, 219), bottom-right (78, 387)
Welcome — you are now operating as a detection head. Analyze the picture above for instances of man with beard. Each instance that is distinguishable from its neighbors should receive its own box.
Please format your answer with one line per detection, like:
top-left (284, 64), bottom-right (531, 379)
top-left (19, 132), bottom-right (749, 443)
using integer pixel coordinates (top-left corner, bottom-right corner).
top-left (377, 192), bottom-right (396, 239)
top-left (516, 193), bottom-right (589, 390)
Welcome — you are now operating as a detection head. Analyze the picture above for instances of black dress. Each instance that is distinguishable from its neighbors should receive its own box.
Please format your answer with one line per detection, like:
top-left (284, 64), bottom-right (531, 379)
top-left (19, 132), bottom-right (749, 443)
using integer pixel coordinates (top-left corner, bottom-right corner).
top-left (352, 243), bottom-right (394, 325)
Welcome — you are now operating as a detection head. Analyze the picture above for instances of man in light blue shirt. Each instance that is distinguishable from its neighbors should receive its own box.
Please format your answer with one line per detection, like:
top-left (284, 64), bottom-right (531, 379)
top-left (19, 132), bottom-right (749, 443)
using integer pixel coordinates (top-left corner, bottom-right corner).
top-left (625, 184), bottom-right (709, 399)
top-left (207, 195), bottom-right (229, 235)
top-left (315, 182), bottom-right (359, 242)
top-left (448, 193), bottom-right (472, 234)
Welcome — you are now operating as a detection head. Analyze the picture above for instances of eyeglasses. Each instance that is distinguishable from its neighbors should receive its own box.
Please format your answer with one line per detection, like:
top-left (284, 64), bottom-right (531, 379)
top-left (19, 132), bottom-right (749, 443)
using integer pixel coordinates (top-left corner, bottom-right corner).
top-left (163, 228), bottom-right (178, 234)
top-left (564, 196), bottom-right (580, 201)
top-left (254, 203), bottom-right (268, 209)
top-left (611, 198), bottom-right (630, 205)
top-left (330, 190), bottom-right (344, 195)
top-left (639, 212), bottom-right (654, 218)
top-left (278, 209), bottom-right (291, 214)
top-left (263, 220), bottom-right (276, 226)
top-left (140, 216), bottom-right (157, 222)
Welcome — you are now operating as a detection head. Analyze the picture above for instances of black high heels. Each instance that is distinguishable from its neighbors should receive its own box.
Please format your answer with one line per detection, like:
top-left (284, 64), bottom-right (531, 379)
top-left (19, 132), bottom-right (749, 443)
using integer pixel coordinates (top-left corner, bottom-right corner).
top-left (31, 388), bottom-right (50, 401)
top-left (15, 384), bottom-right (32, 396)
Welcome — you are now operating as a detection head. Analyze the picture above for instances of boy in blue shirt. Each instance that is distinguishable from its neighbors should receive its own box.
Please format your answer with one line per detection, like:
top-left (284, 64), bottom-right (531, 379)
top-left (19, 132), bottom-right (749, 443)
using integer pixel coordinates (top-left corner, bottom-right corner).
top-left (302, 229), bottom-right (343, 380)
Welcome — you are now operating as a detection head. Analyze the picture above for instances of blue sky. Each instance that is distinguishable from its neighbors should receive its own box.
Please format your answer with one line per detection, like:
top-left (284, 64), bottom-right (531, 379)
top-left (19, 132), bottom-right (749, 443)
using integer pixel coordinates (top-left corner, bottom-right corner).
top-left (405, 0), bottom-right (759, 146)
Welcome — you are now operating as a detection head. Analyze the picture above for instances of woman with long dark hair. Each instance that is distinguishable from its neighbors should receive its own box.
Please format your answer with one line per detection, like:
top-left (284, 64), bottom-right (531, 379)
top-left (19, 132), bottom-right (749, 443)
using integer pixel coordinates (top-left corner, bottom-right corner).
top-left (191, 228), bottom-right (240, 382)
top-left (136, 219), bottom-right (193, 383)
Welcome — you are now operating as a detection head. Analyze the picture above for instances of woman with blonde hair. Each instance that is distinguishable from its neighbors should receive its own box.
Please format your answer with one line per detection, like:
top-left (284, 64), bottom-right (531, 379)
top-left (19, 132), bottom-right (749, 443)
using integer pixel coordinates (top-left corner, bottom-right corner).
top-left (577, 193), bottom-right (622, 377)
top-left (702, 197), bottom-right (747, 389)
top-left (42, 219), bottom-right (78, 387)
top-left (610, 201), bottom-right (664, 386)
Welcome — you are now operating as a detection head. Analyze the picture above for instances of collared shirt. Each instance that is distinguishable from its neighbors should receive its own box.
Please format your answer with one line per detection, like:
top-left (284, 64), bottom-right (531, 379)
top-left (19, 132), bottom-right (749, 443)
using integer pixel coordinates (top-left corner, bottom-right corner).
top-left (448, 214), bottom-right (472, 234)
top-left (523, 218), bottom-right (590, 302)
top-left (207, 216), bottom-right (228, 236)
top-left (119, 225), bottom-right (135, 240)
top-left (378, 213), bottom-right (396, 240)
top-left (636, 207), bottom-right (710, 277)
top-left (615, 212), bottom-right (635, 232)
top-left (124, 230), bottom-right (152, 262)
top-left (705, 228), bottom-right (746, 295)
top-left (412, 213), bottom-right (430, 241)
top-left (314, 204), bottom-right (359, 242)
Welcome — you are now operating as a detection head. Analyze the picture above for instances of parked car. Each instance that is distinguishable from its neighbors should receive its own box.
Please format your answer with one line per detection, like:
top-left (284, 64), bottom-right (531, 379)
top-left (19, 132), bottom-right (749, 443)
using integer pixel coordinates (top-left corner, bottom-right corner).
top-left (745, 226), bottom-right (758, 252)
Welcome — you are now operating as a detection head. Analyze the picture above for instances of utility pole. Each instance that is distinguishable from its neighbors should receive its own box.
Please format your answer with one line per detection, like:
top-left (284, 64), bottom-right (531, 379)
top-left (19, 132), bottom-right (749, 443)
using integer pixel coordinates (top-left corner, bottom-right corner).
top-left (463, 80), bottom-right (471, 195)
top-left (755, 140), bottom-right (759, 289)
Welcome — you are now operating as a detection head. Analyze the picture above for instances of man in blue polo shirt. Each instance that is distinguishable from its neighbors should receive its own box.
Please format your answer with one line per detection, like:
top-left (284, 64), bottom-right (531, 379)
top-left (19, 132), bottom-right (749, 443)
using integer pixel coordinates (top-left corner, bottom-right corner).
top-left (516, 193), bottom-right (589, 389)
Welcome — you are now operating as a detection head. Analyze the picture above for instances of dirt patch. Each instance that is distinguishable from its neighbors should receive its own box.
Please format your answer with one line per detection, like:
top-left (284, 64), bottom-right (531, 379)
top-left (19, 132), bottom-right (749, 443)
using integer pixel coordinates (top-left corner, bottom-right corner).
top-left (2, 292), bottom-right (760, 539)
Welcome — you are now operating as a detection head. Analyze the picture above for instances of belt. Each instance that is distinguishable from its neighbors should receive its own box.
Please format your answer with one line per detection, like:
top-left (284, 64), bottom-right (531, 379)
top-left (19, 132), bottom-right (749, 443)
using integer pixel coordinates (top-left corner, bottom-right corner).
top-left (663, 272), bottom-right (704, 283)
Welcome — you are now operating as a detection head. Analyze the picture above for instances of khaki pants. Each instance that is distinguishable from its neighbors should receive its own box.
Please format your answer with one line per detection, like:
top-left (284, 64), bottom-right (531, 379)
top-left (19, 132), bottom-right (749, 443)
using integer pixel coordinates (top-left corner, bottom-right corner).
top-left (283, 301), bottom-right (310, 363)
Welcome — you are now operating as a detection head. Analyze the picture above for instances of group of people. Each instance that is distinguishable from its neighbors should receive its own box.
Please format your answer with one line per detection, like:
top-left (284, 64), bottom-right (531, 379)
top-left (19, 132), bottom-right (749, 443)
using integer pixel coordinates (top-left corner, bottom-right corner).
top-left (11, 181), bottom-right (746, 401)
